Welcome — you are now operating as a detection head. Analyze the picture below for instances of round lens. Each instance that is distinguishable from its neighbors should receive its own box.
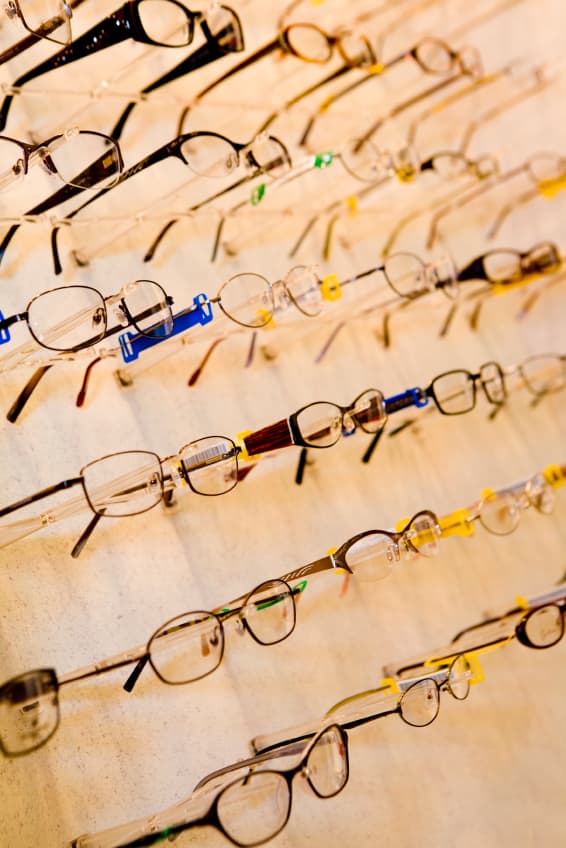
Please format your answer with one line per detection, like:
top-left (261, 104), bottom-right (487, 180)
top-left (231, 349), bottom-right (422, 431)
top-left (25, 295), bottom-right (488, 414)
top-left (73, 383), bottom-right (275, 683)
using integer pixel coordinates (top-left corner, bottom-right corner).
top-left (482, 250), bottom-right (521, 284)
top-left (520, 354), bottom-right (565, 395)
top-left (430, 370), bottom-right (475, 414)
top-left (180, 134), bottom-right (240, 178)
top-left (343, 532), bottom-right (398, 581)
top-left (431, 153), bottom-right (468, 179)
top-left (149, 611), bottom-right (224, 683)
top-left (340, 137), bottom-right (388, 182)
top-left (295, 402), bottom-right (343, 448)
top-left (338, 31), bottom-right (374, 66)
top-left (480, 362), bottom-right (506, 404)
top-left (18, 0), bottom-right (71, 46)
top-left (447, 655), bottom-right (471, 700)
top-left (122, 279), bottom-right (173, 339)
top-left (459, 46), bottom-right (483, 77)
top-left (284, 23), bottom-right (331, 62)
top-left (243, 580), bottom-right (295, 645)
top-left (306, 725), bottom-right (349, 798)
top-left (217, 273), bottom-right (274, 327)
top-left (81, 450), bottom-right (163, 517)
top-left (217, 772), bottom-right (290, 846)
top-left (523, 605), bottom-right (564, 648)
top-left (384, 252), bottom-right (427, 298)
top-left (405, 512), bottom-right (440, 557)
top-left (0, 669), bottom-right (59, 756)
top-left (249, 136), bottom-right (290, 180)
top-left (27, 285), bottom-right (106, 352)
top-left (137, 0), bottom-right (192, 46)
top-left (284, 266), bottom-right (323, 317)
top-left (46, 130), bottom-right (122, 190)
top-left (351, 389), bottom-right (385, 433)
top-left (179, 436), bottom-right (238, 496)
top-left (0, 137), bottom-right (26, 192)
top-left (400, 679), bottom-right (440, 727)
top-left (478, 492), bottom-right (520, 535)
top-left (414, 38), bottom-right (453, 73)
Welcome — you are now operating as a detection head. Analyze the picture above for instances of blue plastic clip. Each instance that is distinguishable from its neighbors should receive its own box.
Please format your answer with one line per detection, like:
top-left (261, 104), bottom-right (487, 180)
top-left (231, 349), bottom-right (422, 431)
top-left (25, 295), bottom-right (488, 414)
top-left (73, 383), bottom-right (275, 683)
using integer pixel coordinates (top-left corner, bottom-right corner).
top-left (0, 311), bottom-right (10, 344)
top-left (119, 294), bottom-right (214, 363)
top-left (384, 387), bottom-right (429, 414)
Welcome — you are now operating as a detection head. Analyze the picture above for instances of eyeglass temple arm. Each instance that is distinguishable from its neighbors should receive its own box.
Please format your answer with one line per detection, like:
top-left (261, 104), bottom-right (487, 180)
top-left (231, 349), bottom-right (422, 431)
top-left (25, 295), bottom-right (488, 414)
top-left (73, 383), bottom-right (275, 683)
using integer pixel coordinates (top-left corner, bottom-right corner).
top-left (0, 476), bottom-right (83, 519)
top-left (176, 36), bottom-right (277, 135)
top-left (0, 5), bottom-right (136, 131)
top-left (59, 641), bottom-right (148, 690)
top-left (242, 419), bottom-right (293, 456)
top-left (111, 14), bottom-right (245, 142)
top-left (6, 364), bottom-right (53, 423)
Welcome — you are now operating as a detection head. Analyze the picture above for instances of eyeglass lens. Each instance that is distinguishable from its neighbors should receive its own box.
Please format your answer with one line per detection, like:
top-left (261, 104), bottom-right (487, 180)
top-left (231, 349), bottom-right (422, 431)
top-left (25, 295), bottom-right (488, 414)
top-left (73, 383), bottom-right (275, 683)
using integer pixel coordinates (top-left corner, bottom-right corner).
top-left (0, 669), bottom-right (59, 756)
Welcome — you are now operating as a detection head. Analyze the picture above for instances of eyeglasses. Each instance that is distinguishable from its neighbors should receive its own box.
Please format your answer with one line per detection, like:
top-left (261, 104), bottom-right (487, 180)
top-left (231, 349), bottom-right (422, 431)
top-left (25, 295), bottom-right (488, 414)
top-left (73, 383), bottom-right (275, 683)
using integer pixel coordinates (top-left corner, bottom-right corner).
top-left (251, 655), bottom-right (474, 755)
top-left (0, 279), bottom-right (173, 353)
top-left (0, 127), bottom-right (122, 193)
top-left (110, 5), bottom-right (245, 142)
top-left (70, 724), bottom-right (350, 847)
top-left (1, 0), bottom-right (72, 48)
top-left (297, 37), bottom-right (482, 149)
top-left (468, 474), bottom-right (556, 536)
top-left (0, 0), bottom-right (205, 131)
top-left (0, 436), bottom-right (241, 557)
top-left (515, 353), bottom-right (566, 400)
top-left (243, 389), bottom-right (387, 456)
top-left (384, 584), bottom-right (566, 679)
top-left (424, 361), bottom-right (507, 415)
top-left (457, 241), bottom-right (562, 287)
top-left (0, 577), bottom-right (302, 757)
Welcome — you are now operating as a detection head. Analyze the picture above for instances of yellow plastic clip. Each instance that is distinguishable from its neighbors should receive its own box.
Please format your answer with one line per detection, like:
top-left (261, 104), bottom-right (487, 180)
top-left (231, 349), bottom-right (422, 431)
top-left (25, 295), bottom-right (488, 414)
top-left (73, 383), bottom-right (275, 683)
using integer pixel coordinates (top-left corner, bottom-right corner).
top-left (256, 308), bottom-right (275, 328)
top-left (367, 62), bottom-right (385, 74)
top-left (491, 276), bottom-right (538, 296)
top-left (514, 594), bottom-right (529, 610)
top-left (479, 488), bottom-right (495, 500)
top-left (327, 545), bottom-right (350, 596)
top-left (543, 463), bottom-right (565, 489)
top-left (378, 676), bottom-right (400, 694)
top-left (464, 652), bottom-right (484, 685)
top-left (438, 509), bottom-right (475, 538)
top-left (346, 195), bottom-right (358, 215)
top-left (236, 431), bottom-right (259, 462)
top-left (539, 175), bottom-right (566, 199)
top-left (321, 273), bottom-right (342, 301)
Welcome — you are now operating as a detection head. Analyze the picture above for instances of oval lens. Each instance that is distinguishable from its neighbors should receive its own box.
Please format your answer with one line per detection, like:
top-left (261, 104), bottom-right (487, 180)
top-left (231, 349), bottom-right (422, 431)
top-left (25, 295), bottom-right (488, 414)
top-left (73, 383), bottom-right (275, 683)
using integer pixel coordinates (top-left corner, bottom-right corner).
top-left (218, 273), bottom-right (274, 327)
top-left (351, 389), bottom-right (385, 433)
top-left (520, 354), bottom-right (565, 395)
top-left (0, 669), bottom-right (59, 756)
top-left (180, 134), bottom-right (239, 178)
top-left (459, 46), bottom-right (483, 77)
top-left (341, 137), bottom-right (387, 182)
top-left (295, 402), bottom-right (342, 447)
top-left (82, 450), bottom-right (163, 517)
top-left (218, 772), bottom-right (290, 846)
top-left (149, 611), bottom-right (223, 683)
top-left (243, 579), bottom-right (295, 645)
top-left (137, 0), bottom-right (192, 46)
top-left (306, 725), bottom-right (348, 797)
top-left (338, 31), bottom-right (374, 66)
top-left (27, 285), bottom-right (106, 352)
top-left (405, 512), bottom-right (440, 557)
top-left (529, 153), bottom-right (566, 184)
top-left (47, 130), bottom-right (122, 190)
top-left (0, 137), bottom-right (26, 192)
top-left (480, 362), bottom-right (505, 404)
top-left (344, 532), bottom-right (397, 581)
top-left (250, 136), bottom-right (290, 180)
top-left (478, 492), bottom-right (520, 535)
top-left (431, 370), bottom-right (475, 414)
top-left (284, 265), bottom-right (323, 317)
top-left (384, 252), bottom-right (427, 298)
top-left (123, 279), bottom-right (173, 339)
top-left (284, 23), bottom-right (331, 62)
top-left (523, 605), bottom-right (563, 648)
top-left (400, 679), bottom-right (439, 726)
top-left (414, 38), bottom-right (453, 73)
top-left (482, 250), bottom-right (521, 283)
top-left (447, 655), bottom-right (471, 700)
top-left (180, 436), bottom-right (238, 496)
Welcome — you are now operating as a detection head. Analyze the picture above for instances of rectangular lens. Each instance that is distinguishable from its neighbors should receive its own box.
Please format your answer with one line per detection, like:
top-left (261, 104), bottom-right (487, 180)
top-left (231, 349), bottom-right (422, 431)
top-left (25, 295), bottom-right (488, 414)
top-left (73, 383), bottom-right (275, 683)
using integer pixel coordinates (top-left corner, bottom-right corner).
top-left (0, 670), bottom-right (59, 756)
top-left (295, 402), bottom-right (342, 447)
top-left (520, 355), bottom-right (565, 395)
top-left (431, 371), bottom-right (475, 414)
top-left (81, 451), bottom-right (163, 516)
top-left (180, 437), bottom-right (238, 495)
top-left (27, 285), bottom-right (106, 352)
top-left (123, 280), bottom-right (173, 339)
top-left (149, 612), bottom-right (223, 683)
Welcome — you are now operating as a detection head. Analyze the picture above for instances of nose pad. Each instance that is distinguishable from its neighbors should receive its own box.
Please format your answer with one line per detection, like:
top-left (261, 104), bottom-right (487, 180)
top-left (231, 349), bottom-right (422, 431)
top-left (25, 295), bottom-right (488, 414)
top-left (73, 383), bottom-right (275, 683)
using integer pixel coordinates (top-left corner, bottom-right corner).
top-left (91, 306), bottom-right (105, 328)
top-left (225, 152), bottom-right (239, 172)
top-left (342, 412), bottom-right (356, 436)
top-left (4, 2), bottom-right (17, 20)
top-left (388, 542), bottom-right (401, 562)
top-left (235, 615), bottom-right (245, 636)
top-left (113, 304), bottom-right (129, 327)
top-left (146, 472), bottom-right (161, 496)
